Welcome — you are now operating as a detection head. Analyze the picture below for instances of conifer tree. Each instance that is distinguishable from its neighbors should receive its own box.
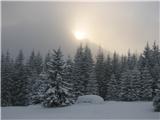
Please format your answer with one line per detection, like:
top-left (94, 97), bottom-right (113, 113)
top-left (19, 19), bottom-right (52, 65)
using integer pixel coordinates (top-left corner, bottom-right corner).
top-left (31, 70), bottom-right (49, 104)
top-left (107, 74), bottom-right (118, 100)
top-left (119, 66), bottom-right (142, 101)
top-left (1, 51), bottom-right (14, 106)
top-left (44, 52), bottom-right (51, 71)
top-left (140, 66), bottom-right (153, 100)
top-left (73, 44), bottom-right (85, 98)
top-left (43, 48), bottom-right (72, 107)
top-left (63, 56), bottom-right (75, 103)
top-left (12, 50), bottom-right (28, 106)
top-left (34, 52), bottom-right (43, 74)
top-left (95, 47), bottom-right (106, 99)
top-left (153, 78), bottom-right (160, 111)
top-left (130, 66), bottom-right (141, 100)
top-left (86, 66), bottom-right (98, 95)
top-left (151, 42), bottom-right (160, 97)
top-left (119, 69), bottom-right (133, 101)
top-left (120, 55), bottom-right (128, 73)
top-left (104, 54), bottom-right (112, 99)
top-left (83, 45), bottom-right (96, 94)
top-left (112, 52), bottom-right (121, 100)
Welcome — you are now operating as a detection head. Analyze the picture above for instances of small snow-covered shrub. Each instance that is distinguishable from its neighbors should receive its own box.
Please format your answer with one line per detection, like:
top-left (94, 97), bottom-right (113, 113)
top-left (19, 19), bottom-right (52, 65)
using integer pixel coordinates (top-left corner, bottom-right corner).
top-left (77, 95), bottom-right (104, 104)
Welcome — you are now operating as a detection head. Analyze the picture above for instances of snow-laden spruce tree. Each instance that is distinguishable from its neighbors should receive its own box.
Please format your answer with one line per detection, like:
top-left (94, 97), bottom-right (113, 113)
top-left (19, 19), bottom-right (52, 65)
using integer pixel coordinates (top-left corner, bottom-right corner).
top-left (107, 74), bottom-right (118, 100)
top-left (83, 45), bottom-right (97, 95)
top-left (104, 54), bottom-right (113, 100)
top-left (139, 42), bottom-right (159, 98)
top-left (31, 70), bottom-right (49, 104)
top-left (34, 52), bottom-right (43, 74)
top-left (1, 51), bottom-right (15, 106)
top-left (130, 66), bottom-right (141, 101)
top-left (26, 50), bottom-right (43, 75)
top-left (43, 48), bottom-right (72, 107)
top-left (140, 65), bottom-right (153, 101)
top-left (127, 50), bottom-right (138, 70)
top-left (120, 55), bottom-right (128, 73)
top-left (73, 45), bottom-right (97, 98)
top-left (112, 52), bottom-right (121, 100)
top-left (95, 47), bottom-right (106, 99)
top-left (151, 42), bottom-right (160, 97)
top-left (73, 44), bottom-right (85, 98)
top-left (26, 50), bottom-right (36, 75)
top-left (44, 52), bottom-right (51, 71)
top-left (26, 50), bottom-right (43, 104)
top-left (119, 65), bottom-right (141, 101)
top-left (86, 66), bottom-right (98, 95)
top-left (12, 50), bottom-right (29, 106)
top-left (63, 56), bottom-right (75, 103)
top-left (119, 69), bottom-right (133, 101)
top-left (153, 78), bottom-right (160, 111)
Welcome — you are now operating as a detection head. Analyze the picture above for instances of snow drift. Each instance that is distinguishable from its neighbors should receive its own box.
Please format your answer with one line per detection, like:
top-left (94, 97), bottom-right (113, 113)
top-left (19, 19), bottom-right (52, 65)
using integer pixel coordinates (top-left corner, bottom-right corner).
top-left (76, 95), bottom-right (104, 104)
top-left (2, 102), bottom-right (158, 119)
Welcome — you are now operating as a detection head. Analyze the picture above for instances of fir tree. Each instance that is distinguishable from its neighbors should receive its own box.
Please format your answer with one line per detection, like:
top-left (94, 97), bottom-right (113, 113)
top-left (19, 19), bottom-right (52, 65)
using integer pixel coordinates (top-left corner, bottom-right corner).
top-left (26, 50), bottom-right (36, 74)
top-left (120, 55), bottom-right (128, 73)
top-left (44, 52), bottom-right (51, 71)
top-left (107, 74), bottom-right (118, 100)
top-left (95, 47), bottom-right (106, 99)
top-left (151, 42), bottom-right (160, 97)
top-left (140, 66), bottom-right (153, 100)
top-left (83, 45), bottom-right (96, 94)
top-left (153, 78), bottom-right (160, 111)
top-left (130, 66), bottom-right (141, 101)
top-left (43, 48), bottom-right (73, 107)
top-left (63, 56), bottom-right (75, 103)
top-left (1, 51), bottom-right (14, 106)
top-left (34, 51), bottom-right (43, 74)
top-left (12, 50), bottom-right (28, 106)
top-left (104, 54), bottom-right (113, 100)
top-left (119, 69), bottom-right (133, 101)
top-left (86, 66), bottom-right (98, 95)
top-left (119, 66), bottom-right (141, 101)
top-left (112, 52), bottom-right (121, 100)
top-left (73, 44), bottom-right (85, 98)
top-left (26, 51), bottom-right (43, 104)
top-left (31, 70), bottom-right (49, 104)
top-left (73, 45), bottom-right (97, 98)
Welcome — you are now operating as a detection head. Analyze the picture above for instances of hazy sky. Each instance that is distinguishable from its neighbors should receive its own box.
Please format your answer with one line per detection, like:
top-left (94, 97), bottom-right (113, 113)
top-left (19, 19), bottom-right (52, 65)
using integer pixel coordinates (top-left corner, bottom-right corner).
top-left (2, 1), bottom-right (159, 57)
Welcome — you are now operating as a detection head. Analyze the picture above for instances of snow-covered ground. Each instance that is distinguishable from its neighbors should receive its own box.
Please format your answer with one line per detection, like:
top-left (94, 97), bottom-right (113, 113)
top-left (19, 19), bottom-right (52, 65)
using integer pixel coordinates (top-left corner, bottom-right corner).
top-left (2, 101), bottom-right (159, 119)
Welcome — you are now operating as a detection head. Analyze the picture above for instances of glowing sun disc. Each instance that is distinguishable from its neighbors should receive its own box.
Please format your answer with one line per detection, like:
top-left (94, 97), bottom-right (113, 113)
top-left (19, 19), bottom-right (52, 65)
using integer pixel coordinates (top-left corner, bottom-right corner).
top-left (74, 31), bottom-right (88, 40)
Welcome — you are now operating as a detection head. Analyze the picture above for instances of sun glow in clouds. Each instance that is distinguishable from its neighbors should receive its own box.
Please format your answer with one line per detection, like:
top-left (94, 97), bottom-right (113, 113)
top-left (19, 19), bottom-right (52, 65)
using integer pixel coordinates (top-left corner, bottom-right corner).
top-left (74, 31), bottom-right (88, 40)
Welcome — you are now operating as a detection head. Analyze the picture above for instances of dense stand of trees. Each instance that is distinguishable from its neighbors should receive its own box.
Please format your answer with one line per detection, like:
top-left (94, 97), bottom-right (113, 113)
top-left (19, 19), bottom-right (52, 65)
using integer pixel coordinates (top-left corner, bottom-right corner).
top-left (1, 42), bottom-right (160, 111)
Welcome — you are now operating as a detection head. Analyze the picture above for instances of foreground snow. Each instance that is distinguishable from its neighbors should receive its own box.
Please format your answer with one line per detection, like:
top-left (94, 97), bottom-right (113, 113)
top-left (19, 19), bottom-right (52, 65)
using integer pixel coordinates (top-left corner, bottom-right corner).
top-left (2, 101), bottom-right (159, 119)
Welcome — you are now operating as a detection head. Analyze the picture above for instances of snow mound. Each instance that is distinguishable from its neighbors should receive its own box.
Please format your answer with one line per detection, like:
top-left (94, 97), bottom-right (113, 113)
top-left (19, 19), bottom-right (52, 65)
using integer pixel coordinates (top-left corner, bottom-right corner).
top-left (76, 95), bottom-right (104, 104)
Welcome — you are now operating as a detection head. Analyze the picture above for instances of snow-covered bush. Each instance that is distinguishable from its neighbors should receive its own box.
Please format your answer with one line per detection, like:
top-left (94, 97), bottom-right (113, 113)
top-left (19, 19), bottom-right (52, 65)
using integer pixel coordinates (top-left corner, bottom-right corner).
top-left (77, 95), bottom-right (104, 104)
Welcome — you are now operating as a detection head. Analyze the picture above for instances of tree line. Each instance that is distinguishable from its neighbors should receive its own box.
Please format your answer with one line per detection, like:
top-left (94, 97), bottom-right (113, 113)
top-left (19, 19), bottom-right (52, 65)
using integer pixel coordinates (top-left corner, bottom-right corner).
top-left (1, 42), bottom-right (160, 110)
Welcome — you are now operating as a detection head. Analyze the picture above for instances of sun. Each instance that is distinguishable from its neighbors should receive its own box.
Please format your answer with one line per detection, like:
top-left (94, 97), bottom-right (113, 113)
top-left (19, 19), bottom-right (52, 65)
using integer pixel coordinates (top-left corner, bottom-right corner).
top-left (74, 31), bottom-right (88, 40)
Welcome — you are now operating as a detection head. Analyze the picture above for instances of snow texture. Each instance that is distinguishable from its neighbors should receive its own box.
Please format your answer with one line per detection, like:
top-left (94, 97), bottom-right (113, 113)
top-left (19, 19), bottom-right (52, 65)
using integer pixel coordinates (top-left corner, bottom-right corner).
top-left (76, 95), bottom-right (104, 104)
top-left (2, 102), bottom-right (159, 119)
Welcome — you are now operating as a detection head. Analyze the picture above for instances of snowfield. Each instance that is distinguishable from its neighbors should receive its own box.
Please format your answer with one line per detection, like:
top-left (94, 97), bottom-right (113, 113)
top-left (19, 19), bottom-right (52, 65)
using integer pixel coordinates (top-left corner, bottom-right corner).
top-left (2, 101), bottom-right (159, 119)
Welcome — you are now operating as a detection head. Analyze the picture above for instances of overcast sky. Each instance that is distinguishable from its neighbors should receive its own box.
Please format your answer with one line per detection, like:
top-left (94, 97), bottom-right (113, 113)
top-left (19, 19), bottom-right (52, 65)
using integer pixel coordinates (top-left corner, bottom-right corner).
top-left (2, 1), bottom-right (159, 58)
